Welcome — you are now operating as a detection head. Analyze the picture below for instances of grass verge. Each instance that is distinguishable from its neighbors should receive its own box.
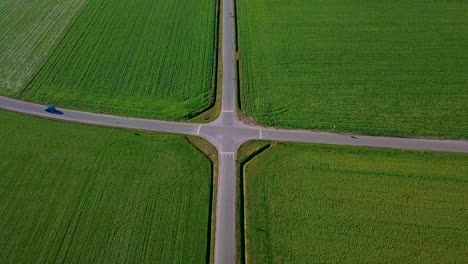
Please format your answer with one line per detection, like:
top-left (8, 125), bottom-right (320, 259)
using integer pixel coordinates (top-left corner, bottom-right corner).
top-left (186, 136), bottom-right (219, 264)
top-left (190, 0), bottom-right (223, 123)
top-left (236, 140), bottom-right (274, 263)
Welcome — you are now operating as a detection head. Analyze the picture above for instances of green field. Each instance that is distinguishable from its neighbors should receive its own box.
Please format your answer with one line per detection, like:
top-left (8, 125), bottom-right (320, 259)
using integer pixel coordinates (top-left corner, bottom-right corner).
top-left (0, 110), bottom-right (212, 263)
top-left (0, 0), bottom-right (87, 95)
top-left (2, 0), bottom-right (216, 120)
top-left (238, 0), bottom-right (468, 138)
top-left (244, 143), bottom-right (468, 263)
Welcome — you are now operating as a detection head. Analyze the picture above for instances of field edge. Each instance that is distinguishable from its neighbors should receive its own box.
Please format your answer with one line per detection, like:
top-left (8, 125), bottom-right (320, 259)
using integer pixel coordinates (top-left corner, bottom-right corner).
top-left (236, 140), bottom-right (275, 264)
top-left (189, 0), bottom-right (222, 123)
top-left (185, 135), bottom-right (219, 264)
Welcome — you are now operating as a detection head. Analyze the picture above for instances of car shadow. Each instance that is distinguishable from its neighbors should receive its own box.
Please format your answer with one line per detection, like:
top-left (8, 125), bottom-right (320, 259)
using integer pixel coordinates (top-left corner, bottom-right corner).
top-left (50, 109), bottom-right (64, 115)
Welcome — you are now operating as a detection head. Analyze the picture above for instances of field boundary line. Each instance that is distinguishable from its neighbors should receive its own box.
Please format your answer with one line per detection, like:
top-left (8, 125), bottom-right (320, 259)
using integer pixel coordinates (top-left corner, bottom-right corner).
top-left (18, 0), bottom-right (96, 97)
top-left (187, 0), bottom-right (222, 122)
top-left (184, 136), bottom-right (219, 264)
top-left (237, 142), bottom-right (274, 264)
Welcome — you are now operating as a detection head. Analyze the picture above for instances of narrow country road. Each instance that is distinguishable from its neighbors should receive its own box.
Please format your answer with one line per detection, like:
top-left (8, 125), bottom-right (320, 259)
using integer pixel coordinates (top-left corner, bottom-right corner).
top-left (2, 95), bottom-right (467, 156)
top-left (1, 0), bottom-right (468, 263)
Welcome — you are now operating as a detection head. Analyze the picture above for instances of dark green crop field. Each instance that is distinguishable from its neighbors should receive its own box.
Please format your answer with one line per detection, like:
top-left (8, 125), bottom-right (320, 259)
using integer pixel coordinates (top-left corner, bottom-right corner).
top-left (0, 110), bottom-right (212, 263)
top-left (238, 0), bottom-right (468, 138)
top-left (0, 0), bottom-right (87, 95)
top-left (244, 143), bottom-right (468, 263)
top-left (9, 0), bottom-right (216, 120)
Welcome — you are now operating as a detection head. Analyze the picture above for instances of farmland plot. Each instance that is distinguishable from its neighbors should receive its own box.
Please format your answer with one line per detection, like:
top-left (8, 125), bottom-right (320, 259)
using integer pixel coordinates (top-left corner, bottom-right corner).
top-left (244, 143), bottom-right (468, 263)
top-left (23, 0), bottom-right (216, 119)
top-left (0, 0), bottom-right (88, 95)
top-left (0, 110), bottom-right (212, 263)
top-left (238, 0), bottom-right (468, 138)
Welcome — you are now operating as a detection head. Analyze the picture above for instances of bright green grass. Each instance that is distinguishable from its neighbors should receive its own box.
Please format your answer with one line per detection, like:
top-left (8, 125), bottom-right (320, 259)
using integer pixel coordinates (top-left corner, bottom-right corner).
top-left (22, 0), bottom-right (216, 119)
top-left (0, 110), bottom-right (212, 263)
top-left (0, 0), bottom-right (88, 95)
top-left (244, 143), bottom-right (468, 263)
top-left (238, 0), bottom-right (468, 138)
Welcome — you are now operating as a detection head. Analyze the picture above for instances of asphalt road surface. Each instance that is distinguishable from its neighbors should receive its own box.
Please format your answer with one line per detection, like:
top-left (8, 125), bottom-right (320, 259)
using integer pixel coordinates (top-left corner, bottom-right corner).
top-left (1, 0), bottom-right (468, 262)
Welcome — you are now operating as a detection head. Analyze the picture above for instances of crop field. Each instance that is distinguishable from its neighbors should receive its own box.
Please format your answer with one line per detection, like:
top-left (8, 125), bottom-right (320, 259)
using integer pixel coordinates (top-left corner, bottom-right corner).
top-left (237, 0), bottom-right (468, 138)
top-left (0, 0), bottom-right (87, 95)
top-left (16, 0), bottom-right (216, 119)
top-left (244, 143), bottom-right (468, 263)
top-left (0, 110), bottom-right (212, 263)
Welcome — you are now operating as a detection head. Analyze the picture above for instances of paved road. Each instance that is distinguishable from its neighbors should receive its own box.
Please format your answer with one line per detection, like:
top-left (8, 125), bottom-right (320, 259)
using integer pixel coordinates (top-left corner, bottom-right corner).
top-left (4, 96), bottom-right (466, 154)
top-left (211, 0), bottom-right (243, 262)
top-left (1, 0), bottom-right (468, 262)
top-left (0, 96), bottom-right (200, 135)
top-left (260, 128), bottom-right (468, 153)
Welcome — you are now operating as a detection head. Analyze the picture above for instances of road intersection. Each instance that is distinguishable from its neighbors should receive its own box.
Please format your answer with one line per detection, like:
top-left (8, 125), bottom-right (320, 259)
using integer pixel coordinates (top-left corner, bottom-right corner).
top-left (1, 0), bottom-right (468, 263)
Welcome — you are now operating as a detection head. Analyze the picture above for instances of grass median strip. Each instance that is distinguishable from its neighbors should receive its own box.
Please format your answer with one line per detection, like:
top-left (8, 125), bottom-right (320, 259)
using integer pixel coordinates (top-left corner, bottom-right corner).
top-left (0, 110), bottom-right (212, 263)
top-left (244, 142), bottom-right (468, 263)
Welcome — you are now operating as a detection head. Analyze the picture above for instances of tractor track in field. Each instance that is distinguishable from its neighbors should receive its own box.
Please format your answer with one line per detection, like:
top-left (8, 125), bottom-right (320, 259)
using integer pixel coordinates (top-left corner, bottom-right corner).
top-left (1, 0), bottom-right (468, 263)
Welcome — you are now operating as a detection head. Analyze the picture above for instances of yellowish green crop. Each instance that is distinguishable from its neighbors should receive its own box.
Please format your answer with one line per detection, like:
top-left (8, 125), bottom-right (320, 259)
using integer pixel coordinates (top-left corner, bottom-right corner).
top-left (0, 0), bottom-right (88, 95)
top-left (244, 142), bottom-right (468, 263)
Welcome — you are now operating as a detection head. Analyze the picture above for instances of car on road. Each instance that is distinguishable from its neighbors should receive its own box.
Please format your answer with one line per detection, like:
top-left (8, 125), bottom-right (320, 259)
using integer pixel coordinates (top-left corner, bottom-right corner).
top-left (43, 106), bottom-right (56, 113)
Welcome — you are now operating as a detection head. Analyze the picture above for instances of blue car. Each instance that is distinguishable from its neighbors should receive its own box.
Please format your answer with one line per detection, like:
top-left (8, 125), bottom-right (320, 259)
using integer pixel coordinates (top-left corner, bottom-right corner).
top-left (43, 105), bottom-right (56, 113)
